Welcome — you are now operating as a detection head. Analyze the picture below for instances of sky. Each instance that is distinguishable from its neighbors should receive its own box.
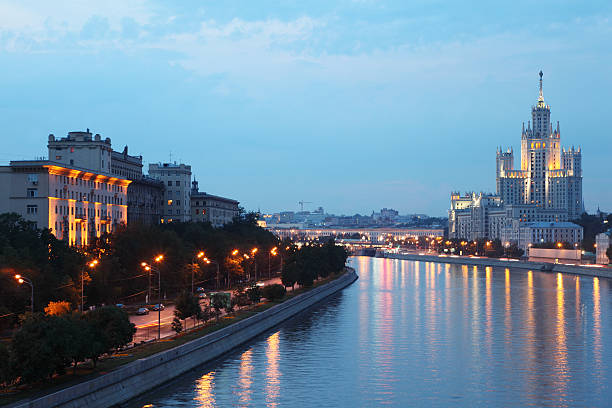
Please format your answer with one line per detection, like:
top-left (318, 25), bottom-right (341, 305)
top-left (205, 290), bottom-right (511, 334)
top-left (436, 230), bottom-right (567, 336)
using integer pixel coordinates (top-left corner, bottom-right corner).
top-left (0, 1), bottom-right (611, 216)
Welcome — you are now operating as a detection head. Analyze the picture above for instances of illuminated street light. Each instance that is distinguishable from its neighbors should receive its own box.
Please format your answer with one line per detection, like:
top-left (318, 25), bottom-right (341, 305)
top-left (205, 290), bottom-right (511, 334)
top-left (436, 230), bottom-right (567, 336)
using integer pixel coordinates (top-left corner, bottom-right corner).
top-left (82, 259), bottom-right (98, 312)
top-left (142, 256), bottom-right (164, 339)
top-left (14, 274), bottom-right (34, 312)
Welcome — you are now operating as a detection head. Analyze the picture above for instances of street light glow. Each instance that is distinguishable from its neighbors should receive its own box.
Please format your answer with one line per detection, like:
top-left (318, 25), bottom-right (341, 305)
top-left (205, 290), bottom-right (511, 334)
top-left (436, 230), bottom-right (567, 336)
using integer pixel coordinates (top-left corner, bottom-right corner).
top-left (155, 255), bottom-right (164, 262)
top-left (14, 274), bottom-right (21, 279)
top-left (232, 249), bottom-right (239, 256)
top-left (197, 251), bottom-right (205, 258)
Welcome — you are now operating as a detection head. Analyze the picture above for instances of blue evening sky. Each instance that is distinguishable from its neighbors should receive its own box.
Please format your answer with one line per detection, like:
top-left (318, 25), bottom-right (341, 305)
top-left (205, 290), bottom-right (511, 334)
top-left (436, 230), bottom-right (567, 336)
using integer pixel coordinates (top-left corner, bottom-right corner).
top-left (1, 1), bottom-right (610, 216)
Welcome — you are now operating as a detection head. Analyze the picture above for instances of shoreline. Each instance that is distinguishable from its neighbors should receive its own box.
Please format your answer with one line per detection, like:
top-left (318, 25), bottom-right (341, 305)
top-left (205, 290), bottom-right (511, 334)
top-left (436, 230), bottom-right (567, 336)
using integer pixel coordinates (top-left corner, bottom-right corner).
top-left (8, 269), bottom-right (358, 408)
top-left (376, 253), bottom-right (612, 279)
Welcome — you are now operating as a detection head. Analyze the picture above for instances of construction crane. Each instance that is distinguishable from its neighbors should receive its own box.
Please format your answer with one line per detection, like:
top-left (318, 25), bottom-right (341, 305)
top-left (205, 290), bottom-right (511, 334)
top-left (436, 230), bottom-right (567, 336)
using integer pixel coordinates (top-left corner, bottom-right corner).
top-left (298, 201), bottom-right (313, 212)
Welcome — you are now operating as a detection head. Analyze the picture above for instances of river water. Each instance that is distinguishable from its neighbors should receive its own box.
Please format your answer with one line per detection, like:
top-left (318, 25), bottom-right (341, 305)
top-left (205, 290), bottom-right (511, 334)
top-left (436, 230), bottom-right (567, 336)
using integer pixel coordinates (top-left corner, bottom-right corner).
top-left (130, 256), bottom-right (611, 407)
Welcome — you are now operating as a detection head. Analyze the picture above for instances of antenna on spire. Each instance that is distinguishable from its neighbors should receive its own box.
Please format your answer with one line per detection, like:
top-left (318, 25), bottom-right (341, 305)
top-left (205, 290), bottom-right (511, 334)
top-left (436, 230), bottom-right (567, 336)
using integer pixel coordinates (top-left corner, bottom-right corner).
top-left (537, 70), bottom-right (545, 106)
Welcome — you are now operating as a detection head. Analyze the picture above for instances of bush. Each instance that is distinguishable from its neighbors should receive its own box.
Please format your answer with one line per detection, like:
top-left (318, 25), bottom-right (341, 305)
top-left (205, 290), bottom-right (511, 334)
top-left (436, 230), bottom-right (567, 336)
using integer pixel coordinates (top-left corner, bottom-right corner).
top-left (262, 284), bottom-right (286, 301)
top-left (246, 286), bottom-right (261, 303)
top-left (44, 301), bottom-right (72, 316)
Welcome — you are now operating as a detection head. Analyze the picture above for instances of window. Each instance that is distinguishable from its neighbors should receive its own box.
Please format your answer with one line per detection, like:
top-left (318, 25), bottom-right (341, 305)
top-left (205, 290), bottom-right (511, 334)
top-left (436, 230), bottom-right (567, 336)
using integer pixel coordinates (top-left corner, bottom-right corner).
top-left (175, 180), bottom-right (180, 186)
top-left (27, 188), bottom-right (38, 197)
top-left (168, 181), bottom-right (173, 186)
top-left (176, 200), bottom-right (180, 206)
top-left (26, 205), bottom-right (38, 214)
top-left (167, 200), bottom-right (173, 206)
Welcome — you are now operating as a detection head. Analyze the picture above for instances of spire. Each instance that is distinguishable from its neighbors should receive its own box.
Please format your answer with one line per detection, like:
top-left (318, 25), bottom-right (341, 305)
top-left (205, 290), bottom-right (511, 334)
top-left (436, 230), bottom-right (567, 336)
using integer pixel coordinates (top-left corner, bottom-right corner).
top-left (537, 70), bottom-right (545, 107)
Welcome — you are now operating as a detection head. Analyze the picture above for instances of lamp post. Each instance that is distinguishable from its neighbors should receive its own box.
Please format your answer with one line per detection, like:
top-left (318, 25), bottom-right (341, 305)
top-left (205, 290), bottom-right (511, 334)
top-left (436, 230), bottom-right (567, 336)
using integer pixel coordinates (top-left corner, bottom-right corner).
top-left (269, 247), bottom-right (278, 279)
top-left (192, 251), bottom-right (205, 294)
top-left (14, 274), bottom-right (33, 312)
top-left (251, 248), bottom-right (258, 282)
top-left (142, 254), bottom-right (164, 339)
top-left (82, 260), bottom-right (98, 312)
top-left (203, 258), bottom-right (220, 289)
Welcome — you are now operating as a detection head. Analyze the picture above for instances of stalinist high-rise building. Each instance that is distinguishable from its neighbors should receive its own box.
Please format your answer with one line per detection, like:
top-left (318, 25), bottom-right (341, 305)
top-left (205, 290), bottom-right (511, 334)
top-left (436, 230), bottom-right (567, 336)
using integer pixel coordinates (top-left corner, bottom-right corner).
top-left (496, 71), bottom-right (583, 219)
top-left (449, 72), bottom-right (584, 245)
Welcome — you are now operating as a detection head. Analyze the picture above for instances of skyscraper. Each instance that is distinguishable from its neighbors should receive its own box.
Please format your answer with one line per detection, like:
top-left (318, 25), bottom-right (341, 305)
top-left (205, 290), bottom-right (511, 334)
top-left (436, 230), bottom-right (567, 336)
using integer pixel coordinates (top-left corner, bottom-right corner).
top-left (496, 71), bottom-right (583, 219)
top-left (450, 72), bottom-right (584, 242)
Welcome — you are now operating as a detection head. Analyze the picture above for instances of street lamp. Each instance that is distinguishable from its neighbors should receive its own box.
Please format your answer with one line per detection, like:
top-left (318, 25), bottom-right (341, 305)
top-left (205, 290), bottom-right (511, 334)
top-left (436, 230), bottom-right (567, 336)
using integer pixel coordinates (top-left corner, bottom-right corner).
top-left (192, 251), bottom-right (205, 294)
top-left (251, 248), bottom-right (258, 282)
top-left (141, 254), bottom-right (164, 339)
top-left (14, 274), bottom-right (33, 312)
top-left (202, 257), bottom-right (221, 289)
top-left (82, 259), bottom-right (98, 312)
top-left (269, 247), bottom-right (278, 279)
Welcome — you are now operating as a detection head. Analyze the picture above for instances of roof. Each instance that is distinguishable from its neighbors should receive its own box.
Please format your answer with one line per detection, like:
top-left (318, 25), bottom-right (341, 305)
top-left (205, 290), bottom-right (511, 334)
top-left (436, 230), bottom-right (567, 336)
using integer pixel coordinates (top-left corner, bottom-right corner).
top-left (523, 222), bottom-right (582, 229)
top-left (190, 192), bottom-right (239, 205)
top-left (9, 160), bottom-right (130, 182)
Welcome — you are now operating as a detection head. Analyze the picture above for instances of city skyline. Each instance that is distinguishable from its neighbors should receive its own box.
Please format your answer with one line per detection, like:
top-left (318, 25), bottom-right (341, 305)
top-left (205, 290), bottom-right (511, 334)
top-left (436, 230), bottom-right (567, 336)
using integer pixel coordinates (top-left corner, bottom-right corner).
top-left (1, 1), bottom-right (611, 216)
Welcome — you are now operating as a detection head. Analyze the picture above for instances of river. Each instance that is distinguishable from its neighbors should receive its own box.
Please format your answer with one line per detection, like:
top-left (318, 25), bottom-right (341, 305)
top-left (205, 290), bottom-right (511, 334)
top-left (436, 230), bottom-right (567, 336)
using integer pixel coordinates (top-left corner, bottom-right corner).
top-left (129, 256), bottom-right (611, 407)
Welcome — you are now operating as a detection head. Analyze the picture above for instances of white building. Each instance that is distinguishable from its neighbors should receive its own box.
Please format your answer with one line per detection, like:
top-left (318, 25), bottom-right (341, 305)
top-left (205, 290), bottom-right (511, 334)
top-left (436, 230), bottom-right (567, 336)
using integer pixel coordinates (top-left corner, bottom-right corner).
top-left (190, 180), bottom-right (239, 227)
top-left (0, 160), bottom-right (129, 246)
top-left (516, 222), bottom-right (583, 251)
top-left (596, 231), bottom-right (611, 264)
top-left (450, 72), bottom-right (583, 242)
top-left (148, 162), bottom-right (192, 223)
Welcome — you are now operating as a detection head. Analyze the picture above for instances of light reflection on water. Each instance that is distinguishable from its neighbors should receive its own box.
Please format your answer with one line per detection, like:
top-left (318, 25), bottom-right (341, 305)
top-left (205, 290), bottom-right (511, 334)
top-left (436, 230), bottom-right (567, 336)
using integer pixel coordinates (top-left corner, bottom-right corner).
top-left (130, 257), bottom-right (612, 407)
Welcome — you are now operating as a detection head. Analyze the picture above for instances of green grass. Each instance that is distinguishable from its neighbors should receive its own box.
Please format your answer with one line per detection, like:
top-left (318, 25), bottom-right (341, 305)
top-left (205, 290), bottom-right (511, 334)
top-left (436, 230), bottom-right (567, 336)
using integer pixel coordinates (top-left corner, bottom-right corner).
top-left (0, 271), bottom-right (347, 406)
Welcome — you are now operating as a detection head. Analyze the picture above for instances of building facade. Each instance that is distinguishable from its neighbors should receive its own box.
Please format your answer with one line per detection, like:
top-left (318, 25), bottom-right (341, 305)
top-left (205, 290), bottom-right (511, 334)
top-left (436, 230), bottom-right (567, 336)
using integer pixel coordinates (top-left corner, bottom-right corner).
top-left (449, 72), bottom-right (584, 243)
top-left (127, 177), bottom-right (165, 225)
top-left (190, 180), bottom-right (239, 227)
top-left (595, 231), bottom-right (611, 264)
top-left (516, 222), bottom-right (583, 251)
top-left (148, 162), bottom-right (192, 223)
top-left (0, 160), bottom-right (129, 246)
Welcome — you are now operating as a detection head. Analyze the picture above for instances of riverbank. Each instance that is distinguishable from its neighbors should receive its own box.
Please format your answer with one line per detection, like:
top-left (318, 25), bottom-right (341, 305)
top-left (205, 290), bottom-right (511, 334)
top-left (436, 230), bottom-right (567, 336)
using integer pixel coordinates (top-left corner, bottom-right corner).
top-left (380, 252), bottom-right (612, 279)
top-left (7, 269), bottom-right (358, 408)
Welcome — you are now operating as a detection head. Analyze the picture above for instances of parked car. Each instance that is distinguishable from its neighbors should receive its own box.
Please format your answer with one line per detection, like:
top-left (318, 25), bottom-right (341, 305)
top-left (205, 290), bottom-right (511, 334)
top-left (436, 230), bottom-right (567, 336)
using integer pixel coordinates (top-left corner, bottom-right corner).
top-left (196, 287), bottom-right (205, 293)
top-left (136, 307), bottom-right (149, 315)
top-left (152, 303), bottom-right (165, 311)
top-left (198, 293), bottom-right (207, 299)
top-left (115, 303), bottom-right (125, 309)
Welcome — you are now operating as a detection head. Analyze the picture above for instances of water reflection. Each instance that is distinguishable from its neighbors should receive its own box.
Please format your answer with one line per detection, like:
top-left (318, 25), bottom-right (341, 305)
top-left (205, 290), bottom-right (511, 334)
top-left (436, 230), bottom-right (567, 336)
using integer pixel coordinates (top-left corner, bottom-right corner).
top-left (265, 332), bottom-right (280, 407)
top-left (132, 257), bottom-right (612, 408)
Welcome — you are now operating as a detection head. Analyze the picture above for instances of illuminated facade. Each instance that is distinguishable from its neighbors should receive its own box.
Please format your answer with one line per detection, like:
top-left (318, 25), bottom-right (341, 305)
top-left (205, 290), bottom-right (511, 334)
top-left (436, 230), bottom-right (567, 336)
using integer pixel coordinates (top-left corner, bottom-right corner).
top-left (0, 160), bottom-right (129, 246)
top-left (450, 72), bottom-right (584, 241)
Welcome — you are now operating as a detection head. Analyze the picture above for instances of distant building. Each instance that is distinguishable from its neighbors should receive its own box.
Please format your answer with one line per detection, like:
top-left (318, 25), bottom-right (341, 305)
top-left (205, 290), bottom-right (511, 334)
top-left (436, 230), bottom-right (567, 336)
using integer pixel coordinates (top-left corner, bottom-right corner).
top-left (0, 160), bottom-right (129, 246)
top-left (190, 180), bottom-right (239, 227)
top-left (596, 230), bottom-right (611, 264)
top-left (149, 162), bottom-right (192, 223)
top-left (515, 221), bottom-right (583, 251)
top-left (127, 177), bottom-right (165, 225)
top-left (111, 145), bottom-right (143, 180)
top-left (449, 72), bottom-right (583, 242)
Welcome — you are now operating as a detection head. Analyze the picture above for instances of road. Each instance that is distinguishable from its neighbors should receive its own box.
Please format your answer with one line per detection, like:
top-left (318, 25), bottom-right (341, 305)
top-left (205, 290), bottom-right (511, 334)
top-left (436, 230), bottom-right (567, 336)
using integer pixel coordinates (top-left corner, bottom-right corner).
top-left (129, 276), bottom-right (295, 343)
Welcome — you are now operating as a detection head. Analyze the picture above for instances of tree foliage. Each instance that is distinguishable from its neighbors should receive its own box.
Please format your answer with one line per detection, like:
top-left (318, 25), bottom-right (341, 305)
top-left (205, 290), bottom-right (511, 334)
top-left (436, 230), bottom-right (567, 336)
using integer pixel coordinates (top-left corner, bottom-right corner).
top-left (44, 301), bottom-right (72, 316)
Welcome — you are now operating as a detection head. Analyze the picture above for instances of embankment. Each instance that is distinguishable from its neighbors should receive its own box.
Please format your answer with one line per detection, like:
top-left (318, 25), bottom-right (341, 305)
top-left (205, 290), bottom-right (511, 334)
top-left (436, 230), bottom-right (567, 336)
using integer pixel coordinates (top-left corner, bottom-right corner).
top-left (12, 270), bottom-right (358, 408)
top-left (380, 253), bottom-right (612, 279)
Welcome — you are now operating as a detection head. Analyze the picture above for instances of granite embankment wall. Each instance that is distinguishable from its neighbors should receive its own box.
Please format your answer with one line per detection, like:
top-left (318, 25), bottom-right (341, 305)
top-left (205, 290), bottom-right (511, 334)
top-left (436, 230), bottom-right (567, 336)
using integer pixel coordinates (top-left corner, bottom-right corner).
top-left (380, 253), bottom-right (612, 279)
top-left (13, 270), bottom-right (358, 408)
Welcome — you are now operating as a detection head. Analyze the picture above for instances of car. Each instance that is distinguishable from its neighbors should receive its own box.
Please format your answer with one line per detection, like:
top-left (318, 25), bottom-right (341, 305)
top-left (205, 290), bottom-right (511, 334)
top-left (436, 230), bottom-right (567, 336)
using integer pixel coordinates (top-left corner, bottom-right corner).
top-left (136, 307), bottom-right (149, 315)
top-left (196, 287), bottom-right (205, 293)
top-left (198, 293), bottom-right (207, 299)
top-left (152, 304), bottom-right (165, 311)
top-left (115, 303), bottom-right (125, 309)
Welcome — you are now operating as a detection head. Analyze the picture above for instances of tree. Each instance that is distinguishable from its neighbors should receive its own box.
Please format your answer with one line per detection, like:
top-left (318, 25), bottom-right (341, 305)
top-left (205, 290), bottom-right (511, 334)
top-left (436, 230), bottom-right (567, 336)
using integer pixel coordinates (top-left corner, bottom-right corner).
top-left (210, 292), bottom-right (230, 320)
top-left (44, 300), bottom-right (72, 316)
top-left (246, 286), bottom-right (261, 303)
top-left (171, 313), bottom-right (183, 334)
top-left (175, 291), bottom-right (201, 328)
top-left (84, 306), bottom-right (135, 366)
top-left (281, 257), bottom-right (300, 290)
top-left (0, 341), bottom-right (14, 386)
top-left (607, 245), bottom-right (612, 264)
top-left (9, 314), bottom-right (72, 382)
